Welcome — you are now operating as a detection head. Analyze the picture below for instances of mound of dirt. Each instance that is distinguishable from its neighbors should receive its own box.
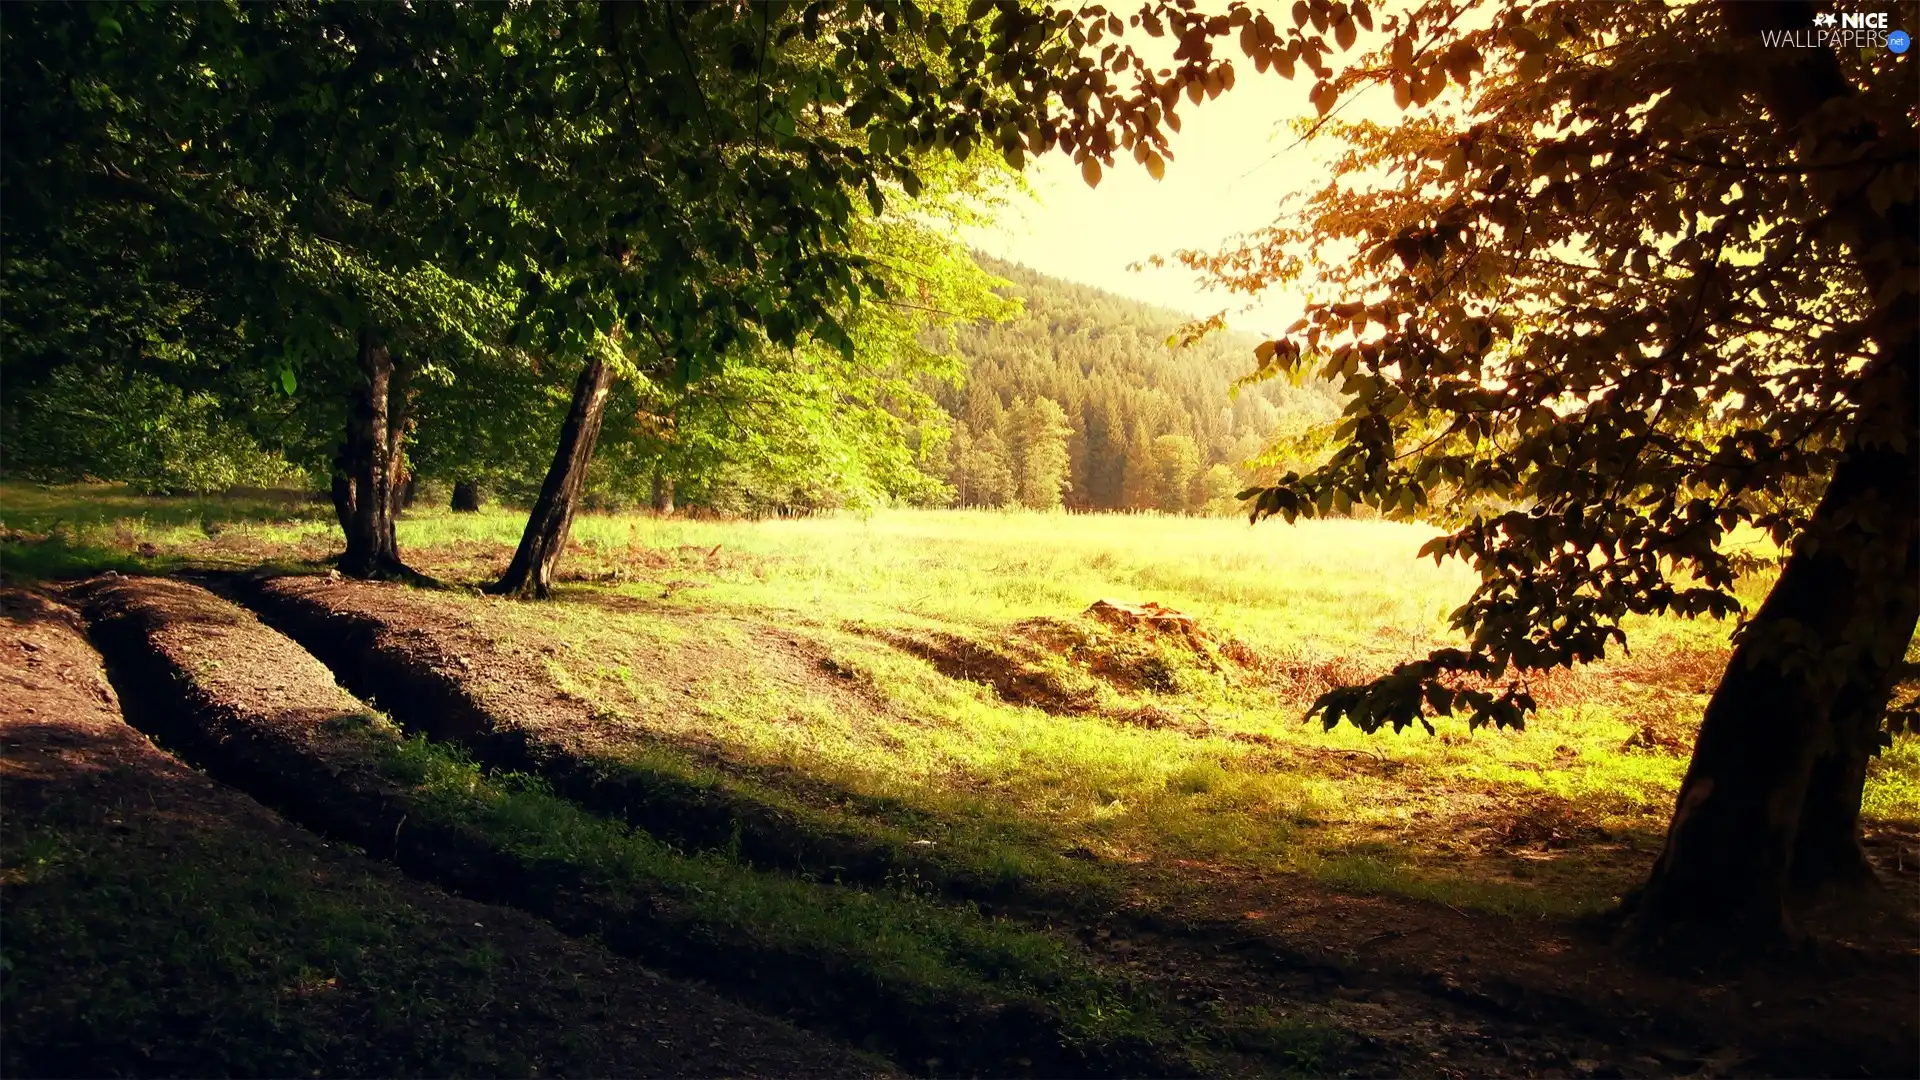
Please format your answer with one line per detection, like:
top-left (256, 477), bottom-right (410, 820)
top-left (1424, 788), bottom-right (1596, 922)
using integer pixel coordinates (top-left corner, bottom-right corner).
top-left (884, 629), bottom-right (1101, 714)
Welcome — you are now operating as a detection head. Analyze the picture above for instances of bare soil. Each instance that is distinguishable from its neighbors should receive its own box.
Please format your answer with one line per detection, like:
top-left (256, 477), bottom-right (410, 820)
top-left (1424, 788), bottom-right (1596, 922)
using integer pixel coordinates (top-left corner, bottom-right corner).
top-left (0, 586), bottom-right (882, 1078)
top-left (216, 573), bottom-right (1919, 1077)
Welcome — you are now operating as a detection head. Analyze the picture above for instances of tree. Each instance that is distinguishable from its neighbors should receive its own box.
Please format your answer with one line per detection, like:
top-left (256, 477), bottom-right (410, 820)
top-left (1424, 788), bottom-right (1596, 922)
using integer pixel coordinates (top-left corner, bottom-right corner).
top-left (4, 1), bottom-right (549, 578)
top-left (1119, 425), bottom-right (1159, 511)
top-left (488, 346), bottom-right (622, 596)
top-left (1182, 0), bottom-right (1915, 951)
top-left (958, 427), bottom-right (1018, 509)
top-left (550, 149), bottom-right (1011, 525)
top-left (1150, 434), bottom-right (1202, 513)
top-left (1009, 397), bottom-right (1074, 509)
top-left (1197, 463), bottom-right (1241, 516)
top-left (480, 0), bottom-right (1253, 590)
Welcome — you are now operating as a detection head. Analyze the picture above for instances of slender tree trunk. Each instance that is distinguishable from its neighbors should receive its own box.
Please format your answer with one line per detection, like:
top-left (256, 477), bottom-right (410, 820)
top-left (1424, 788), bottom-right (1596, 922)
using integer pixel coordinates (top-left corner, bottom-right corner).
top-left (337, 331), bottom-right (415, 579)
top-left (1624, 340), bottom-right (1918, 952)
top-left (650, 467), bottom-right (675, 515)
top-left (330, 464), bottom-right (356, 538)
top-left (451, 480), bottom-right (482, 513)
top-left (383, 360), bottom-right (413, 529)
top-left (488, 356), bottom-right (615, 598)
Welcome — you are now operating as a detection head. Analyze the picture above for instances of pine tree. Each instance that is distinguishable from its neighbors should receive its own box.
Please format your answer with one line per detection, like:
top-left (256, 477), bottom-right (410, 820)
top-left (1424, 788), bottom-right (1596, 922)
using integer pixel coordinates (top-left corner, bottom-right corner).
top-left (959, 426), bottom-right (1016, 508)
top-left (1009, 397), bottom-right (1073, 510)
top-left (1150, 434), bottom-right (1201, 513)
top-left (936, 257), bottom-right (1341, 511)
top-left (1119, 425), bottom-right (1157, 511)
top-left (945, 424), bottom-right (975, 505)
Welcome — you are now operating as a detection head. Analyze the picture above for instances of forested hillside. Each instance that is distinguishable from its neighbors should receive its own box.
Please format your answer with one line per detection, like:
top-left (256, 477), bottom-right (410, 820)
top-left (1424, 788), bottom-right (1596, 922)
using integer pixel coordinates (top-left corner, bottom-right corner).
top-left (931, 257), bottom-right (1338, 513)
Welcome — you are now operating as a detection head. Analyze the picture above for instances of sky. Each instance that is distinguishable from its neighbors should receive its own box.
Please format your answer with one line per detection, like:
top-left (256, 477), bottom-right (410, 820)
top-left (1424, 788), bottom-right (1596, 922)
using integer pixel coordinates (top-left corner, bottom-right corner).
top-left (963, 56), bottom-right (1334, 339)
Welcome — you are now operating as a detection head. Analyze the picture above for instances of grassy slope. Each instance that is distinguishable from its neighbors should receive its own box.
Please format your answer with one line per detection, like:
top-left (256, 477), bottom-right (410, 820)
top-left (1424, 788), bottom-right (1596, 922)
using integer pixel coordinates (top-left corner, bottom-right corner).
top-left (5, 482), bottom-right (1916, 923)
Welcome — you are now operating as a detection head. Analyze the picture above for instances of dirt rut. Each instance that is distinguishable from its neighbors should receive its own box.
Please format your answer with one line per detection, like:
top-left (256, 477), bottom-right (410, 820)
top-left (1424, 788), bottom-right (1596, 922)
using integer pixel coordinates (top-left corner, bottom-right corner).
top-left (2, 585), bottom-right (880, 1078)
top-left (69, 575), bottom-right (1166, 1079)
top-left (228, 573), bottom-right (1078, 910)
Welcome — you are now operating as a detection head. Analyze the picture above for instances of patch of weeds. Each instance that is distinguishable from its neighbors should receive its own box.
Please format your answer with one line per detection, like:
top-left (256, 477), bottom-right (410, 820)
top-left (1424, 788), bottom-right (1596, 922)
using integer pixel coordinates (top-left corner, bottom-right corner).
top-left (0, 536), bottom-right (152, 583)
top-left (322, 711), bottom-right (382, 734)
top-left (1864, 733), bottom-right (1920, 824)
top-left (1166, 760), bottom-right (1230, 796)
top-left (1215, 1005), bottom-right (1346, 1076)
top-left (377, 736), bottom-right (1178, 1054)
top-left (1298, 844), bottom-right (1603, 918)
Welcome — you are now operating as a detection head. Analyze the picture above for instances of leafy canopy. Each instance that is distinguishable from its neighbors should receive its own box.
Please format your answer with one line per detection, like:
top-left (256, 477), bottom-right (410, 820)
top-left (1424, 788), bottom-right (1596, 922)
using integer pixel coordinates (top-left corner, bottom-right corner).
top-left (1176, 0), bottom-right (1917, 733)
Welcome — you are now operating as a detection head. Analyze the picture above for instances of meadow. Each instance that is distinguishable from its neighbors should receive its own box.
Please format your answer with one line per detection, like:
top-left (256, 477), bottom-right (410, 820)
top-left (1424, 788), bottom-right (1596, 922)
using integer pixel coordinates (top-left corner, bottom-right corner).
top-left (9, 481), bottom-right (1912, 923)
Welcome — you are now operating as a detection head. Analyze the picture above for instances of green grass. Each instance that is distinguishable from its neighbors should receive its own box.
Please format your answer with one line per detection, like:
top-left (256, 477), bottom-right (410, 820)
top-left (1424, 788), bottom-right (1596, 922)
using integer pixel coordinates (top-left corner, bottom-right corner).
top-left (1, 798), bottom-right (528, 1076)
top-left (6, 480), bottom-right (1914, 926)
top-left (378, 733), bottom-right (1165, 1047)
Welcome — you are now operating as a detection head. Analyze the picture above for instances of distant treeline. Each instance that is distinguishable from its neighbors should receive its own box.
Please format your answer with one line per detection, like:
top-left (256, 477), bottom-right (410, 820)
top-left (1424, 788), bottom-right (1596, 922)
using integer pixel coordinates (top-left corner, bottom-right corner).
top-left (925, 257), bottom-right (1339, 513)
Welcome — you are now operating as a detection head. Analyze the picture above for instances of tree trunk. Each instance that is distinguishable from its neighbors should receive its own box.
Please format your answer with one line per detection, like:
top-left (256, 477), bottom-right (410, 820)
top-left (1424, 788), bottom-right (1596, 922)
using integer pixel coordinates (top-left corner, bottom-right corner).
top-left (1624, 339), bottom-right (1918, 952)
top-left (488, 356), bottom-right (615, 599)
top-left (337, 331), bottom-right (415, 579)
top-left (329, 466), bottom-right (356, 538)
top-left (650, 467), bottom-right (675, 515)
top-left (451, 480), bottom-right (482, 513)
top-left (1790, 524), bottom-right (1920, 889)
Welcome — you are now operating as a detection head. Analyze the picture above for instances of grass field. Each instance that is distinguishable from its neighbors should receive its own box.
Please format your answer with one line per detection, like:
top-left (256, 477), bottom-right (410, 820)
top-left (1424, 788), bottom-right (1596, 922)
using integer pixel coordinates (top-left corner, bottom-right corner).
top-left (8, 480), bottom-right (1914, 926)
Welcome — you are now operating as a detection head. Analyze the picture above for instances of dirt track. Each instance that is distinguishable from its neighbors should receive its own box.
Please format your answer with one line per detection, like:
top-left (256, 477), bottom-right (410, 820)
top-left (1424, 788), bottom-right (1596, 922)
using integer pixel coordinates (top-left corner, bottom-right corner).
top-left (40, 576), bottom-right (1171, 1079)
top-left (0, 585), bottom-right (884, 1078)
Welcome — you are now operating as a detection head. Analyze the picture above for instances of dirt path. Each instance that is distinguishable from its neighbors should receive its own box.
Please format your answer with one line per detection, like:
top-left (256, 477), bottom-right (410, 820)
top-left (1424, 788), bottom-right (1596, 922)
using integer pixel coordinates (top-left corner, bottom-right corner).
top-left (57, 575), bottom-right (1180, 1079)
top-left (219, 572), bottom-right (1920, 1078)
top-left (0, 586), bottom-right (885, 1078)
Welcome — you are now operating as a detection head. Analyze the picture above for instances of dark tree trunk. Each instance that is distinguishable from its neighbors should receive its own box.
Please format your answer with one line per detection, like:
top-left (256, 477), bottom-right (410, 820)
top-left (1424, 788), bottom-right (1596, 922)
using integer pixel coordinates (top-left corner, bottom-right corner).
top-left (451, 480), bottom-right (482, 513)
top-left (330, 469), bottom-right (355, 538)
top-left (400, 474), bottom-right (418, 510)
top-left (650, 467), bottom-right (675, 515)
top-left (488, 356), bottom-right (615, 599)
top-left (1790, 524), bottom-right (1920, 889)
top-left (1624, 340), bottom-right (1918, 952)
top-left (336, 332), bottom-right (415, 579)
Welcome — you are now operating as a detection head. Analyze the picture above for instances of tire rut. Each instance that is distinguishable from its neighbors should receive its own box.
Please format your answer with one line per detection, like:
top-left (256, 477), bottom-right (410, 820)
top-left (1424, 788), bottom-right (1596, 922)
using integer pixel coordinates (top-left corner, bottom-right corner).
top-left (2, 585), bottom-right (882, 1078)
top-left (69, 575), bottom-right (1172, 1080)
top-left (200, 575), bottom-right (1716, 1066)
